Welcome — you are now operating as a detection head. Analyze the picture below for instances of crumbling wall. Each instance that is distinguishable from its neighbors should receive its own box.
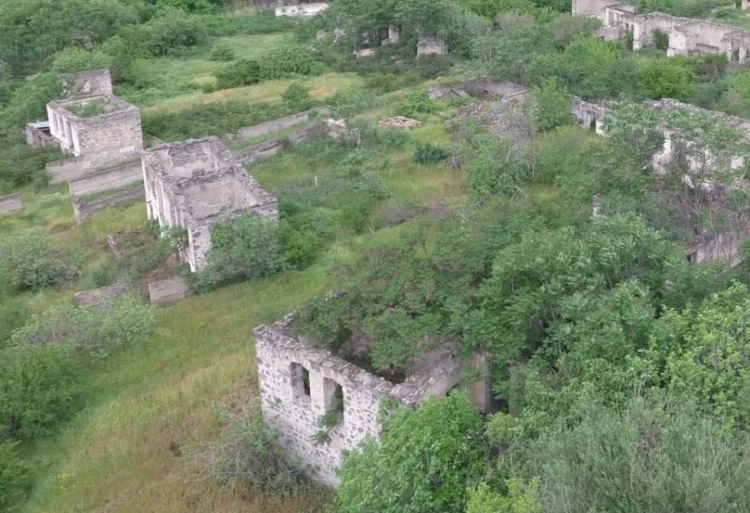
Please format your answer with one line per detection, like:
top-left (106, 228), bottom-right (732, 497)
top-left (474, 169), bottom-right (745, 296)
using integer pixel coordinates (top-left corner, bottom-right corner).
top-left (0, 193), bottom-right (23, 214)
top-left (255, 316), bottom-right (395, 487)
top-left (255, 316), bottom-right (470, 487)
top-left (687, 233), bottom-right (743, 268)
top-left (68, 160), bottom-right (143, 198)
top-left (61, 69), bottom-right (113, 97)
top-left (25, 122), bottom-right (56, 148)
top-left (632, 13), bottom-right (688, 50)
top-left (72, 186), bottom-right (145, 224)
top-left (417, 36), bottom-right (447, 57)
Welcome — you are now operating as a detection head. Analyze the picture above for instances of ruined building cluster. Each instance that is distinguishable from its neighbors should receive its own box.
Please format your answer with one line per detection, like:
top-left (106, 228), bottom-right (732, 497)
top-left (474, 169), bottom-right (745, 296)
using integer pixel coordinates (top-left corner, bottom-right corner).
top-left (573, 0), bottom-right (750, 62)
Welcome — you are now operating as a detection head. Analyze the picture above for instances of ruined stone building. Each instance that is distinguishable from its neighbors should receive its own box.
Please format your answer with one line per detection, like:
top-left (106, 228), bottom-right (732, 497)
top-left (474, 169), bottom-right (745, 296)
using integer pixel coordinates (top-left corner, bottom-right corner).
top-left (255, 314), bottom-right (491, 487)
top-left (573, 0), bottom-right (750, 61)
top-left (417, 35), bottom-right (447, 57)
top-left (46, 94), bottom-right (143, 173)
top-left (25, 68), bottom-right (114, 149)
top-left (142, 137), bottom-right (278, 272)
top-left (572, 97), bottom-right (750, 267)
top-left (275, 0), bottom-right (329, 16)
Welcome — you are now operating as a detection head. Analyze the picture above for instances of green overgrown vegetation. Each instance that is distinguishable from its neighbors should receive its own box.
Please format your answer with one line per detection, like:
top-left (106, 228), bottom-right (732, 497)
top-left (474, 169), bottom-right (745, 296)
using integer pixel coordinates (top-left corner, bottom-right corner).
top-left (4, 0), bottom-right (750, 511)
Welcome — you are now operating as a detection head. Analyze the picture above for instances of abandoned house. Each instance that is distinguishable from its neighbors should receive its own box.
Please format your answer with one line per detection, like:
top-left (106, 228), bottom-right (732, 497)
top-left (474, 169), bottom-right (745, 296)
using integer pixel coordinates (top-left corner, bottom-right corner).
top-left (417, 35), bottom-right (447, 57)
top-left (572, 0), bottom-right (750, 62)
top-left (25, 68), bottom-right (115, 150)
top-left (254, 314), bottom-right (492, 486)
top-left (142, 136), bottom-right (278, 272)
top-left (573, 97), bottom-right (750, 267)
top-left (45, 93), bottom-right (143, 178)
top-left (274, 0), bottom-right (329, 16)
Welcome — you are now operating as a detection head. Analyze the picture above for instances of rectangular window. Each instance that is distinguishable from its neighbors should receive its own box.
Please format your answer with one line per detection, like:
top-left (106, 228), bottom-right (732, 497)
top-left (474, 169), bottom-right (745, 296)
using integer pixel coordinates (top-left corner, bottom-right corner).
top-left (323, 378), bottom-right (344, 424)
top-left (290, 363), bottom-right (311, 403)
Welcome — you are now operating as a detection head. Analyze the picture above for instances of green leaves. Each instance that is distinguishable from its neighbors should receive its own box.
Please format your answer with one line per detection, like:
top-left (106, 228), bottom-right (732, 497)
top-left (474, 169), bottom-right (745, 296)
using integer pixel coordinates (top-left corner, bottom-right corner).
top-left (335, 393), bottom-right (487, 513)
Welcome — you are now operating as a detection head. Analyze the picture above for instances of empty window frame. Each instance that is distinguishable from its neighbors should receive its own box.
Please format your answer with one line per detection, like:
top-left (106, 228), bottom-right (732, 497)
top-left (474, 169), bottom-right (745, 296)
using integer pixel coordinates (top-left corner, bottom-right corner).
top-left (290, 362), bottom-right (311, 402)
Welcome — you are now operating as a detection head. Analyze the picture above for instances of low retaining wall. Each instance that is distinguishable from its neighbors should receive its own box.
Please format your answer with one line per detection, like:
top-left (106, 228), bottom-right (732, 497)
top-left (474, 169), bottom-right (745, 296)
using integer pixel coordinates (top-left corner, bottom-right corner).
top-left (68, 160), bottom-right (143, 198)
top-left (231, 106), bottom-right (330, 143)
top-left (72, 186), bottom-right (144, 224)
top-left (234, 122), bottom-right (329, 165)
top-left (0, 193), bottom-right (23, 214)
top-left (47, 150), bottom-right (141, 184)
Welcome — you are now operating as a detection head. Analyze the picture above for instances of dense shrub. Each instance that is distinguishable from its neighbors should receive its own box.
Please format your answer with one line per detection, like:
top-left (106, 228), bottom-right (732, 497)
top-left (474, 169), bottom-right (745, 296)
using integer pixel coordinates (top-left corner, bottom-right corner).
top-left (395, 91), bottom-right (436, 118)
top-left (280, 220), bottom-right (321, 270)
top-left (119, 8), bottom-right (206, 57)
top-left (0, 140), bottom-right (57, 192)
top-left (0, 344), bottom-right (82, 441)
top-left (198, 214), bottom-right (283, 288)
top-left (209, 45), bottom-right (235, 62)
top-left (0, 73), bottom-right (61, 133)
top-left (214, 59), bottom-right (260, 89)
top-left (51, 48), bottom-right (112, 73)
top-left (258, 45), bottom-right (323, 80)
top-left (142, 99), bottom-right (295, 141)
top-left (0, 299), bottom-right (30, 350)
top-left (414, 142), bottom-right (450, 164)
top-left (12, 297), bottom-right (154, 356)
top-left (201, 405), bottom-right (309, 497)
top-left (281, 82), bottom-right (313, 110)
top-left (0, 230), bottom-right (79, 293)
top-left (0, 442), bottom-right (31, 512)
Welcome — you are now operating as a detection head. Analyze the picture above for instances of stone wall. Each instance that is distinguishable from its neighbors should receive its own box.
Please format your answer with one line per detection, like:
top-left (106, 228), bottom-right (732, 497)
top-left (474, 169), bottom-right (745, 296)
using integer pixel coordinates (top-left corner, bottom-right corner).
top-left (0, 193), bottom-right (23, 214)
top-left (68, 160), bottom-right (143, 198)
top-left (61, 69), bottom-right (113, 97)
top-left (234, 122), bottom-right (329, 165)
top-left (255, 316), bottom-right (471, 487)
top-left (25, 122), bottom-right (56, 148)
top-left (255, 316), bottom-right (396, 487)
top-left (232, 107), bottom-right (330, 142)
top-left (417, 35), bottom-right (447, 57)
top-left (72, 185), bottom-right (145, 224)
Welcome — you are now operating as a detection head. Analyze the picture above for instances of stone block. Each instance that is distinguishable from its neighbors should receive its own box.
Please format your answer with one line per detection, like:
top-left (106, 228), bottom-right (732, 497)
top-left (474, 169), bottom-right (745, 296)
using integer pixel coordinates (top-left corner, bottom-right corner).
top-left (74, 283), bottom-right (130, 308)
top-left (0, 193), bottom-right (23, 214)
top-left (148, 276), bottom-right (190, 306)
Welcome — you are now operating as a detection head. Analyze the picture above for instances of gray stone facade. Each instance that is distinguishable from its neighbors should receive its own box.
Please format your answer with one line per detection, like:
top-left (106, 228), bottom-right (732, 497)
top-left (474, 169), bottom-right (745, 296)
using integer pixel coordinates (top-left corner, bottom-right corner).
top-left (572, 0), bottom-right (750, 62)
top-left (46, 94), bottom-right (143, 168)
top-left (142, 137), bottom-right (278, 272)
top-left (254, 315), bottom-right (486, 487)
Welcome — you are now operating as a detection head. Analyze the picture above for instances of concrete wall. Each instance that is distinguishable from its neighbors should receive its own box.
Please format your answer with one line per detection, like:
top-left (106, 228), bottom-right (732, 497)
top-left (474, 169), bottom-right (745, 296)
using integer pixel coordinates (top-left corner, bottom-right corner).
top-left (68, 160), bottom-right (143, 198)
top-left (72, 186), bottom-right (144, 224)
top-left (0, 193), bottom-right (23, 214)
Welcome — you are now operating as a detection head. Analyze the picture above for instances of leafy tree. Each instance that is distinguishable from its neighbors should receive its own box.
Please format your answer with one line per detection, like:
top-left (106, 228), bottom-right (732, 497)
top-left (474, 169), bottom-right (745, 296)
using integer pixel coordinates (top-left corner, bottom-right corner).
top-left (0, 230), bottom-right (79, 293)
top-left (335, 393), bottom-right (487, 513)
top-left (214, 59), bottom-right (261, 89)
top-left (506, 395), bottom-right (750, 513)
top-left (200, 214), bottom-right (283, 288)
top-left (0, 73), bottom-right (61, 133)
top-left (0, 441), bottom-right (30, 512)
top-left (0, 344), bottom-right (82, 441)
top-left (530, 78), bottom-right (572, 132)
top-left (642, 58), bottom-right (693, 100)
top-left (644, 282), bottom-right (750, 427)
top-left (51, 48), bottom-right (112, 73)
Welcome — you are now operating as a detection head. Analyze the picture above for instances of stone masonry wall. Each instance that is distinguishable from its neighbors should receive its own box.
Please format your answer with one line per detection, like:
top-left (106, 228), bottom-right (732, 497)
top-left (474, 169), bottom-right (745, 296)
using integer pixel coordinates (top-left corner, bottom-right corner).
top-left (67, 160), bottom-right (143, 198)
top-left (72, 186), bottom-right (145, 224)
top-left (0, 194), bottom-right (23, 214)
top-left (255, 317), bottom-right (394, 486)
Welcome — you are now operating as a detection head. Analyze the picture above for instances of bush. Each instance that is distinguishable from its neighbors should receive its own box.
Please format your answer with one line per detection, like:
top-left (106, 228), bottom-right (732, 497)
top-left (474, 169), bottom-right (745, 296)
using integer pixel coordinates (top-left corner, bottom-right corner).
top-left (0, 442), bottom-right (31, 512)
top-left (198, 214), bottom-right (283, 289)
top-left (414, 142), bottom-right (450, 164)
top-left (0, 73), bottom-right (61, 133)
top-left (280, 221), bottom-right (321, 270)
top-left (119, 8), bottom-right (206, 57)
top-left (51, 48), bottom-right (112, 73)
top-left (0, 299), bottom-right (30, 349)
top-left (201, 404), bottom-right (310, 497)
top-left (281, 82), bottom-right (313, 110)
top-left (214, 59), bottom-right (261, 89)
top-left (0, 344), bottom-right (82, 441)
top-left (258, 45), bottom-right (323, 80)
top-left (12, 297), bottom-right (154, 356)
top-left (0, 230), bottom-right (79, 293)
top-left (0, 139), bottom-right (57, 192)
top-left (209, 45), bottom-right (235, 62)
top-left (395, 92), bottom-right (436, 118)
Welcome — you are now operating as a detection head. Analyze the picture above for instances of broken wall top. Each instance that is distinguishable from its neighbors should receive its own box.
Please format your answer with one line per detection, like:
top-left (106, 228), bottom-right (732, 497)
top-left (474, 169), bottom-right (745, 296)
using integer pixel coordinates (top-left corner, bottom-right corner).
top-left (48, 94), bottom-right (139, 121)
top-left (60, 68), bottom-right (113, 98)
top-left (254, 314), bottom-right (462, 407)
